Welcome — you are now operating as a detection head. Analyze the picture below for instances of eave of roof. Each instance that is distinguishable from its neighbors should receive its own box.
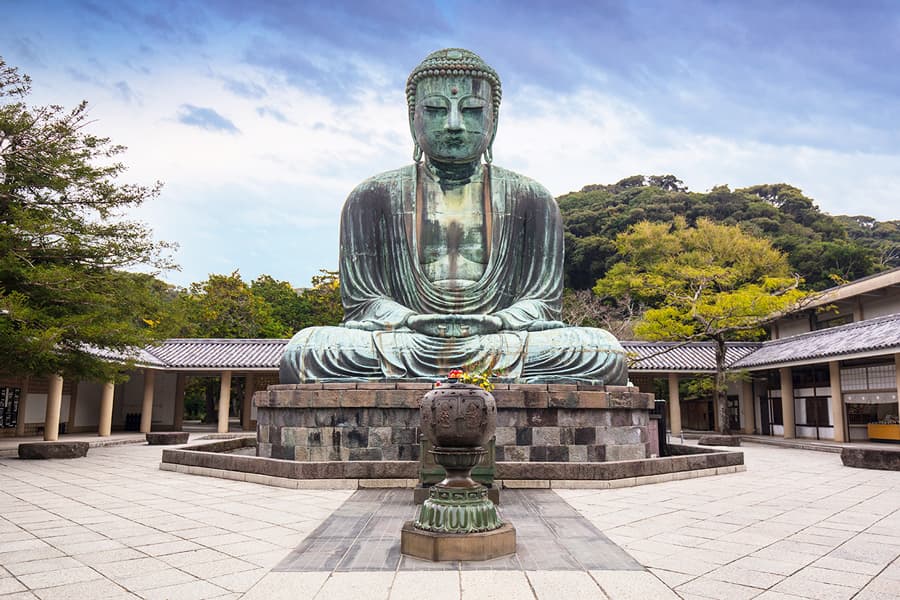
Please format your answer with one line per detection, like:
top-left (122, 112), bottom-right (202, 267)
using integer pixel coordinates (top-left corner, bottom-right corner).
top-left (795, 266), bottom-right (900, 311)
top-left (732, 312), bottom-right (900, 369)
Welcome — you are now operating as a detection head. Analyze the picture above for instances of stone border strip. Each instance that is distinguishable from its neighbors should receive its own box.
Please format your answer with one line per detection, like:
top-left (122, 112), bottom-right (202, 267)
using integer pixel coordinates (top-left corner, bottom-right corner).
top-left (160, 438), bottom-right (743, 488)
top-left (159, 461), bottom-right (745, 490)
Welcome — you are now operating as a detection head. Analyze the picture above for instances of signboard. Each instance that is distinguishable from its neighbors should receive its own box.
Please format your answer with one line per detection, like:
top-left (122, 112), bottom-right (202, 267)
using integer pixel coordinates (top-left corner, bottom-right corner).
top-left (0, 387), bottom-right (21, 429)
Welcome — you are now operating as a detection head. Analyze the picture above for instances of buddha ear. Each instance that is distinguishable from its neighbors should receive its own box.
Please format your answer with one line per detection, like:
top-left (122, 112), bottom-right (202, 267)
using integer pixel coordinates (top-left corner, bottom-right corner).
top-left (484, 113), bottom-right (499, 164)
top-left (409, 113), bottom-right (423, 163)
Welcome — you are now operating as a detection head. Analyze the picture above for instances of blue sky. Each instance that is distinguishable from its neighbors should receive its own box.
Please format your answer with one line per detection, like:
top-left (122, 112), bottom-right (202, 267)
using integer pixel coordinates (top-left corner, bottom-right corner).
top-left (5, 0), bottom-right (900, 288)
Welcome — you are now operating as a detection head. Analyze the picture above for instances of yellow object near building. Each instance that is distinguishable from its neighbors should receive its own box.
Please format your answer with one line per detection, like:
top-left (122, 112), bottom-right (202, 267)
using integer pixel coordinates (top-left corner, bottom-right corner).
top-left (867, 423), bottom-right (900, 442)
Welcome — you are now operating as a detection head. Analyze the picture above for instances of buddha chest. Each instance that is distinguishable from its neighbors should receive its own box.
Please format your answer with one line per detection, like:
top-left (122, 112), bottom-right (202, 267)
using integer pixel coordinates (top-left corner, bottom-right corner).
top-left (418, 179), bottom-right (488, 286)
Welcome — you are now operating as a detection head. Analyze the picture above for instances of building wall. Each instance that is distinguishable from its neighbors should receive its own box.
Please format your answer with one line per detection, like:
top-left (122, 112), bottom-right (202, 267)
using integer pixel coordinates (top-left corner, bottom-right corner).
top-left (863, 294), bottom-right (900, 320)
top-left (75, 381), bottom-right (104, 429)
top-left (117, 371), bottom-right (178, 429)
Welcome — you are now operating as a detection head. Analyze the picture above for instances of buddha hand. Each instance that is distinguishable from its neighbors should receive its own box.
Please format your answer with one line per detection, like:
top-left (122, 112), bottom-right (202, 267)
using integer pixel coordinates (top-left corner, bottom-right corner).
top-left (406, 314), bottom-right (503, 337)
top-left (526, 320), bottom-right (567, 331)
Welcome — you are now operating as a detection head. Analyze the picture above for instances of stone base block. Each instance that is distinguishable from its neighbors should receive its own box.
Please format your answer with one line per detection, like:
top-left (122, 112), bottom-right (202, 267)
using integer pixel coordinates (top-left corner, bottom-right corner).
top-left (413, 486), bottom-right (500, 505)
top-left (146, 432), bottom-right (190, 445)
top-left (400, 521), bottom-right (516, 561)
top-left (18, 442), bottom-right (89, 459)
top-left (842, 447), bottom-right (900, 471)
top-left (698, 435), bottom-right (741, 447)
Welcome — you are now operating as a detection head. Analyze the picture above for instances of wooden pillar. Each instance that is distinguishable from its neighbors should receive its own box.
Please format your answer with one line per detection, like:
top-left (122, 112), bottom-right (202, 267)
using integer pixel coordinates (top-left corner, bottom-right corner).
top-left (218, 371), bottom-right (232, 434)
top-left (15, 376), bottom-right (30, 437)
top-left (139, 369), bottom-right (155, 434)
top-left (98, 381), bottom-right (115, 437)
top-left (44, 374), bottom-right (63, 441)
top-left (895, 354), bottom-right (900, 432)
top-left (741, 379), bottom-right (755, 434)
top-left (173, 373), bottom-right (186, 431)
top-left (829, 361), bottom-right (846, 443)
top-left (668, 373), bottom-right (682, 435)
top-left (242, 373), bottom-right (255, 431)
top-left (780, 367), bottom-right (795, 439)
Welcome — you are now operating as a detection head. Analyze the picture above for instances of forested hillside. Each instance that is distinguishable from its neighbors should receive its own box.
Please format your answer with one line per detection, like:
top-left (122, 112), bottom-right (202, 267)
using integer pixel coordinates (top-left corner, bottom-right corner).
top-left (558, 175), bottom-right (900, 290)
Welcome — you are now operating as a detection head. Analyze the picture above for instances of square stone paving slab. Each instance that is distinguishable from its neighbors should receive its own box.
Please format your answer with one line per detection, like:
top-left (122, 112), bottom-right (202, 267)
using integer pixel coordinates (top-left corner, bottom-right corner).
top-left (274, 488), bottom-right (642, 573)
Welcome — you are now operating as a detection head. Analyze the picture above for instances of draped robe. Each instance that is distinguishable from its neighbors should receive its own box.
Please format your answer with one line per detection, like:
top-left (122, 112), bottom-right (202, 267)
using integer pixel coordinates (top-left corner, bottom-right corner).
top-left (279, 164), bottom-right (627, 383)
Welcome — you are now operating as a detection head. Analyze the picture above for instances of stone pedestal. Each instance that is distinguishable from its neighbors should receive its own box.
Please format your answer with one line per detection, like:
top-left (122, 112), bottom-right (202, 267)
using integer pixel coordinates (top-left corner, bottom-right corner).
top-left (254, 383), bottom-right (655, 464)
top-left (400, 521), bottom-right (516, 561)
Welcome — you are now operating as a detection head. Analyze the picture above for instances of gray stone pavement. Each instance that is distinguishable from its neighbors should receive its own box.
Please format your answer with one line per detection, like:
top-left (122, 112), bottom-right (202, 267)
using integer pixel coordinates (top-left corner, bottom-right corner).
top-left (0, 441), bottom-right (899, 599)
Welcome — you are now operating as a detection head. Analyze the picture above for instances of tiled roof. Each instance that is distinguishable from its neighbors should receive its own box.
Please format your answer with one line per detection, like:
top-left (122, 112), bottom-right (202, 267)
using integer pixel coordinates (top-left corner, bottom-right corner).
top-left (143, 338), bottom-right (289, 369)
top-left (622, 341), bottom-right (761, 372)
top-left (732, 313), bottom-right (900, 368)
top-left (84, 345), bottom-right (166, 367)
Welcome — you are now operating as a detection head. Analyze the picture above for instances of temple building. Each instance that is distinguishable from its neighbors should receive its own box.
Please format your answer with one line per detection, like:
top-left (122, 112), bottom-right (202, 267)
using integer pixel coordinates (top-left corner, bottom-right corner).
top-left (3, 267), bottom-right (899, 444)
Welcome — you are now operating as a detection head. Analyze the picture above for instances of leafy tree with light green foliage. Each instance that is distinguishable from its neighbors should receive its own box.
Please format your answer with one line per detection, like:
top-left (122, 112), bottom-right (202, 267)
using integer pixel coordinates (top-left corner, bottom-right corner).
top-left (595, 217), bottom-right (812, 433)
top-left (250, 270), bottom-right (343, 333)
top-left (0, 58), bottom-right (175, 381)
top-left (250, 274), bottom-right (307, 333)
top-left (301, 269), bottom-right (343, 329)
top-left (178, 271), bottom-right (288, 338)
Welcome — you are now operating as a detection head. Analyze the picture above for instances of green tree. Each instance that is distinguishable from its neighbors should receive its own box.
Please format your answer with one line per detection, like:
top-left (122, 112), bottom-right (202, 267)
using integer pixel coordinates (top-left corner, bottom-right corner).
top-left (558, 175), bottom-right (890, 290)
top-left (0, 58), bottom-right (175, 381)
top-left (178, 271), bottom-right (288, 338)
top-left (595, 218), bottom-right (812, 433)
top-left (300, 269), bottom-right (343, 328)
top-left (250, 270), bottom-right (343, 335)
top-left (251, 274), bottom-right (306, 332)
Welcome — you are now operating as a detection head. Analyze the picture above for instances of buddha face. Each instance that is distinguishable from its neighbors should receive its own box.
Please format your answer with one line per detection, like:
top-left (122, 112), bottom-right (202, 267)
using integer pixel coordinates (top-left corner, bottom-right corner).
top-left (413, 76), bottom-right (495, 163)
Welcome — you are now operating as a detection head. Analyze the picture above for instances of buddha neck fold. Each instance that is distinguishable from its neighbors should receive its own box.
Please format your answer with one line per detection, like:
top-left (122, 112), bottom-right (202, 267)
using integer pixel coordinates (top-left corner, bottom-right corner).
top-left (424, 158), bottom-right (481, 190)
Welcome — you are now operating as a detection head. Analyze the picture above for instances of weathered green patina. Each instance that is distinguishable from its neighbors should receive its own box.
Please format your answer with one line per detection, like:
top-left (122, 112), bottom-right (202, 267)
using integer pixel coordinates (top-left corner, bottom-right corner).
top-left (280, 48), bottom-right (628, 383)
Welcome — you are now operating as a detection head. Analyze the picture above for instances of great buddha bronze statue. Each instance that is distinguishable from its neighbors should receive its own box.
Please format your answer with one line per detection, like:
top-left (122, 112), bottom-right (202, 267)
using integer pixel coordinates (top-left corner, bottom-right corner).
top-left (280, 48), bottom-right (627, 384)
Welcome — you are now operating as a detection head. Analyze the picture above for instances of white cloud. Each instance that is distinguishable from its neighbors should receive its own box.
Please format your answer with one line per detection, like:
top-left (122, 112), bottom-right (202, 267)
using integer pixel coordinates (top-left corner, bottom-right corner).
top-left (496, 88), bottom-right (900, 219)
top-left (16, 57), bottom-right (900, 289)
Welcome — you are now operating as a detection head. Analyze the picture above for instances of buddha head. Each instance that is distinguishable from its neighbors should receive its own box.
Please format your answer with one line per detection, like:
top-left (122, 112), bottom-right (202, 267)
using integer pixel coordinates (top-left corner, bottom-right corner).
top-left (406, 48), bottom-right (502, 164)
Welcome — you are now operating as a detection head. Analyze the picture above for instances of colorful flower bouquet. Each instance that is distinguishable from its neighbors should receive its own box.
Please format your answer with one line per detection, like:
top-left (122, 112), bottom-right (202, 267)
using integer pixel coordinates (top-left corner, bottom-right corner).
top-left (438, 368), bottom-right (496, 392)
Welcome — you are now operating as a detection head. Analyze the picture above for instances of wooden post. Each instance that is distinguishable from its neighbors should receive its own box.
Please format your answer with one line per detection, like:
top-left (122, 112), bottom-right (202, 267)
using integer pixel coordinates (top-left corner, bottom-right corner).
top-left (668, 373), bottom-right (681, 435)
top-left (780, 367), bottom-right (795, 439)
top-left (44, 375), bottom-right (63, 441)
top-left (98, 381), bottom-right (115, 437)
top-left (242, 373), bottom-right (255, 432)
top-left (218, 371), bottom-right (232, 434)
top-left (173, 373), bottom-right (186, 431)
top-left (741, 379), bottom-right (755, 434)
top-left (139, 369), bottom-right (155, 434)
top-left (895, 354), bottom-right (900, 434)
top-left (829, 361), bottom-right (846, 443)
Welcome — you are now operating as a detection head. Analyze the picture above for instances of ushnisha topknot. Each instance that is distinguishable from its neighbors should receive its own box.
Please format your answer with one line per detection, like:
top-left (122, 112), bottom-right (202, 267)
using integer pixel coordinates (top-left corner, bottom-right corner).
top-left (406, 48), bottom-right (502, 120)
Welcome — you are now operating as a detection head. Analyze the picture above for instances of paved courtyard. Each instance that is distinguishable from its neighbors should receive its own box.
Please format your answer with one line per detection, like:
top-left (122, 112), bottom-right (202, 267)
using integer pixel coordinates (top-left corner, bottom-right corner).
top-left (1, 441), bottom-right (899, 599)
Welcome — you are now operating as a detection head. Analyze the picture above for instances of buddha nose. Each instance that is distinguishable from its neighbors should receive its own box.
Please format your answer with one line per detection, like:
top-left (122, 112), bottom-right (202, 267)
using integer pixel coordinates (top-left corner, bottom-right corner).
top-left (447, 103), bottom-right (464, 132)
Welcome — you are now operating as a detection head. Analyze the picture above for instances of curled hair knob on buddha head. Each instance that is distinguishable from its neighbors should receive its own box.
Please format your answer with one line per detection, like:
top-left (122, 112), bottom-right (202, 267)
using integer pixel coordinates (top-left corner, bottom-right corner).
top-left (407, 48), bottom-right (501, 164)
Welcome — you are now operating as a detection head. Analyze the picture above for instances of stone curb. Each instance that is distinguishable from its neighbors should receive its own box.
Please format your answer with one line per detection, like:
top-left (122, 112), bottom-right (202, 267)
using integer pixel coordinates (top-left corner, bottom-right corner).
top-left (159, 462), bottom-right (746, 490)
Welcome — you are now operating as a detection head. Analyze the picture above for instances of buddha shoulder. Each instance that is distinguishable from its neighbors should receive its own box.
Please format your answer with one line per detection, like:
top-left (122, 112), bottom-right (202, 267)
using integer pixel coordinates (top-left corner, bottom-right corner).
top-left (344, 165), bottom-right (417, 202)
top-left (489, 165), bottom-right (557, 208)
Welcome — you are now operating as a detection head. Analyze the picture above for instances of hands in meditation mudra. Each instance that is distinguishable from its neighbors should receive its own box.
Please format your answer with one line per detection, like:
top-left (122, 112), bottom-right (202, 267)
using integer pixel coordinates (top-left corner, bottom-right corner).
top-left (280, 49), bottom-right (627, 384)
